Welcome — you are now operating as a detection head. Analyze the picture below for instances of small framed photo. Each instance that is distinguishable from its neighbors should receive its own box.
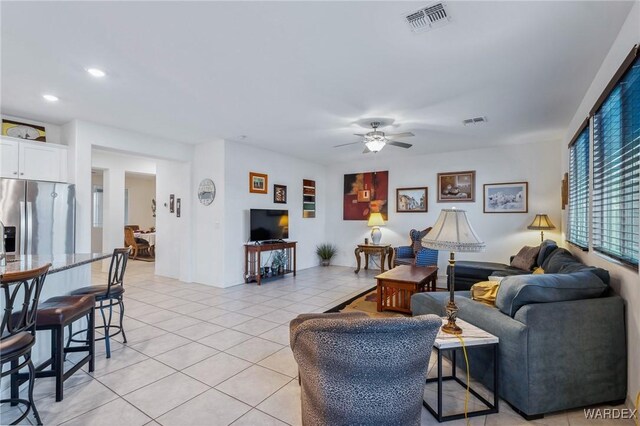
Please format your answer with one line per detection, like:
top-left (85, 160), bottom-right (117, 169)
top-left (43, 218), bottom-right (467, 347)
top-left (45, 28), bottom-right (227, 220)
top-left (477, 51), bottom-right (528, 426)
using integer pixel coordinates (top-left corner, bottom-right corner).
top-left (437, 171), bottom-right (476, 202)
top-left (249, 172), bottom-right (268, 194)
top-left (169, 194), bottom-right (175, 213)
top-left (2, 119), bottom-right (47, 142)
top-left (176, 198), bottom-right (181, 217)
top-left (483, 182), bottom-right (528, 213)
top-left (396, 187), bottom-right (428, 212)
top-left (274, 184), bottom-right (287, 204)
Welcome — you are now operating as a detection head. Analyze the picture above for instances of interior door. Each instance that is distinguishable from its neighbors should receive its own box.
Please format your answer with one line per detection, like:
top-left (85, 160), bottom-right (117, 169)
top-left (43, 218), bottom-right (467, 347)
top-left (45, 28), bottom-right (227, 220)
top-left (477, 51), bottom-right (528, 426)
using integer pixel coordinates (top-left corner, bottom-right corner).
top-left (26, 181), bottom-right (75, 255)
top-left (0, 179), bottom-right (26, 255)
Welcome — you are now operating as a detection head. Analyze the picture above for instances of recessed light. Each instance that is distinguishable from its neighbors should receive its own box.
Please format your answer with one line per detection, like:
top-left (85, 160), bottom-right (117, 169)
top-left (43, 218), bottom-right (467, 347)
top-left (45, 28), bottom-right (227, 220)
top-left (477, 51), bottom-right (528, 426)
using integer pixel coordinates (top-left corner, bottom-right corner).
top-left (42, 94), bottom-right (59, 102)
top-left (86, 68), bottom-right (106, 78)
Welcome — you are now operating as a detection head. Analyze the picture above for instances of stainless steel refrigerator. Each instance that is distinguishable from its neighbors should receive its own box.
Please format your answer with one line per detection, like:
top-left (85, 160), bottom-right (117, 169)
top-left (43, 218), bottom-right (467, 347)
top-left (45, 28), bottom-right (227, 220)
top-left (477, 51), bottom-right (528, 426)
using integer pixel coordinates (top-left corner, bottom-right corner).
top-left (0, 179), bottom-right (75, 255)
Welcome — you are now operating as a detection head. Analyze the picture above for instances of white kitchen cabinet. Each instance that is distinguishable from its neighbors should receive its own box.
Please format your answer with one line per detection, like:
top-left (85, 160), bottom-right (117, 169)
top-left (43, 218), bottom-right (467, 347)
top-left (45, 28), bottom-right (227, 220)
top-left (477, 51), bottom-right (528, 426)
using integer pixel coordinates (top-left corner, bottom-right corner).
top-left (0, 138), bottom-right (20, 178)
top-left (0, 137), bottom-right (68, 182)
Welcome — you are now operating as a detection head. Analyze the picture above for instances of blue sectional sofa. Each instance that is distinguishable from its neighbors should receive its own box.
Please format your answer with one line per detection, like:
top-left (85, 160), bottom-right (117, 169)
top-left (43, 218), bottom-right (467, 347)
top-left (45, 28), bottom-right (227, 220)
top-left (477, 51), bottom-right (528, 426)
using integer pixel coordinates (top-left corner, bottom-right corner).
top-left (412, 247), bottom-right (627, 419)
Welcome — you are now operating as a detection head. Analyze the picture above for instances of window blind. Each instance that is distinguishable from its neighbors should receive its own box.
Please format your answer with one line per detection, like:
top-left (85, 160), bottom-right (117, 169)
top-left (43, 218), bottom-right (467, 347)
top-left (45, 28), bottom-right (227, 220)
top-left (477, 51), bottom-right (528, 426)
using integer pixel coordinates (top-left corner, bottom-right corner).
top-left (592, 56), bottom-right (640, 267)
top-left (567, 126), bottom-right (590, 249)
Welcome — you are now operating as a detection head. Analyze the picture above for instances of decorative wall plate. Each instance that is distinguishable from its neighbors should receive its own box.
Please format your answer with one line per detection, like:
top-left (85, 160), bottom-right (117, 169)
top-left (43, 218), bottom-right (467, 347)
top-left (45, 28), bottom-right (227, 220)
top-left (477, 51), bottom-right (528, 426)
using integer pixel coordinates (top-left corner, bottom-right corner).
top-left (198, 178), bottom-right (216, 205)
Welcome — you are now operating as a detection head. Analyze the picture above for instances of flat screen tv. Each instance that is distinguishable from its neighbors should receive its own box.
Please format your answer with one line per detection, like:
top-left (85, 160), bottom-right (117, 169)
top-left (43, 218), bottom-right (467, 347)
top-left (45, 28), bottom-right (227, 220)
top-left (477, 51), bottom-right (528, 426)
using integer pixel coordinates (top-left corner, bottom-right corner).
top-left (250, 209), bottom-right (289, 242)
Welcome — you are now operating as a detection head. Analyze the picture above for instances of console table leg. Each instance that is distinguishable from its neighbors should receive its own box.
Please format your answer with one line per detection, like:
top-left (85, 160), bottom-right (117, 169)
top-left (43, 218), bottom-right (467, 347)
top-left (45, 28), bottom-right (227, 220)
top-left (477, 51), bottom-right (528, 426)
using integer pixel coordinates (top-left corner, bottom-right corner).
top-left (380, 251), bottom-right (386, 273)
top-left (354, 248), bottom-right (362, 273)
top-left (364, 253), bottom-right (369, 270)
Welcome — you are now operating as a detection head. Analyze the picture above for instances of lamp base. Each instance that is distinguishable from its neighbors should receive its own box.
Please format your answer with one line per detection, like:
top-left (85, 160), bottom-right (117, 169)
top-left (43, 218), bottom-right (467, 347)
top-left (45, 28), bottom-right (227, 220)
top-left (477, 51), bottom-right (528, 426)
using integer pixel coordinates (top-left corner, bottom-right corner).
top-left (442, 300), bottom-right (463, 334)
top-left (371, 227), bottom-right (382, 245)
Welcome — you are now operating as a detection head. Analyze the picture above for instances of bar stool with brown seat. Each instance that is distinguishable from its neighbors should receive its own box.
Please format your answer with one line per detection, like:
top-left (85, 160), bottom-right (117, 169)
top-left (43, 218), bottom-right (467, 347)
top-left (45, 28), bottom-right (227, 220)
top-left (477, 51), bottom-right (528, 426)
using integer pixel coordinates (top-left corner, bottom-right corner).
top-left (14, 294), bottom-right (96, 402)
top-left (1, 264), bottom-right (50, 426)
top-left (67, 248), bottom-right (130, 358)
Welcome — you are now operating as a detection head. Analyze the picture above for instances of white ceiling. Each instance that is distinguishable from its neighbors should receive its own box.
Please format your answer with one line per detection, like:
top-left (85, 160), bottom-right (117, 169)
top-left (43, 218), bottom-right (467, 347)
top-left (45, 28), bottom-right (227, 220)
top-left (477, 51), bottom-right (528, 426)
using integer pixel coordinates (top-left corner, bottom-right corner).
top-left (0, 1), bottom-right (634, 164)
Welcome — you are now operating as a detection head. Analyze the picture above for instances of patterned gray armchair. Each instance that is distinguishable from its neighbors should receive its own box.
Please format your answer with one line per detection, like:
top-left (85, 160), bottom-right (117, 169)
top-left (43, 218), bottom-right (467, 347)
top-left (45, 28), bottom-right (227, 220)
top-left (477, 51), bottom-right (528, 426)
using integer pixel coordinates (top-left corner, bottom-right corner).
top-left (290, 312), bottom-right (441, 426)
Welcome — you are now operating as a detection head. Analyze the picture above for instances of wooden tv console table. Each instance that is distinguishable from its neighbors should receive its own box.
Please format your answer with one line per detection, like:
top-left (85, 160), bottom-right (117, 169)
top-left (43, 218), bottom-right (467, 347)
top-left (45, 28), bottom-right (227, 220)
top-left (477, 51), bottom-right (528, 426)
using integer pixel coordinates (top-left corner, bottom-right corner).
top-left (244, 241), bottom-right (297, 285)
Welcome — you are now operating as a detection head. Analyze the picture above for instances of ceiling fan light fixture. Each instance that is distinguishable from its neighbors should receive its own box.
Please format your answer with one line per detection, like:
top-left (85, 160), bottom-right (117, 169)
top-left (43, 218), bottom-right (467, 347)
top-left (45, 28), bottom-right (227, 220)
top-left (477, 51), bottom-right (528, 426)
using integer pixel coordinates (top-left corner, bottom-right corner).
top-left (365, 139), bottom-right (386, 152)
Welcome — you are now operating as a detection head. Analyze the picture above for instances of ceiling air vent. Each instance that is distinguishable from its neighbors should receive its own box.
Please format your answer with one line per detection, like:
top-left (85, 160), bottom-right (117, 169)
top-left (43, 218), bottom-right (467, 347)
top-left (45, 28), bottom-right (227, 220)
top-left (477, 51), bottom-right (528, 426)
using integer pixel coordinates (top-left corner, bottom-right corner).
top-left (405, 3), bottom-right (450, 33)
top-left (463, 116), bottom-right (488, 125)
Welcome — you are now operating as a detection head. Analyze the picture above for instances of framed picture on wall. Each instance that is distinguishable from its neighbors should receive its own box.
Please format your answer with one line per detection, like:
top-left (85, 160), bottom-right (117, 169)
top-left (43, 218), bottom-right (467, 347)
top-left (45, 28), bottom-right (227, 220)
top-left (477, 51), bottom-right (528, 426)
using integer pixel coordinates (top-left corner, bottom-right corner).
top-left (169, 194), bottom-right (175, 213)
top-left (396, 187), bottom-right (428, 212)
top-left (249, 172), bottom-right (268, 194)
top-left (176, 198), bottom-right (181, 217)
top-left (274, 184), bottom-right (287, 204)
top-left (437, 171), bottom-right (475, 202)
top-left (483, 182), bottom-right (528, 213)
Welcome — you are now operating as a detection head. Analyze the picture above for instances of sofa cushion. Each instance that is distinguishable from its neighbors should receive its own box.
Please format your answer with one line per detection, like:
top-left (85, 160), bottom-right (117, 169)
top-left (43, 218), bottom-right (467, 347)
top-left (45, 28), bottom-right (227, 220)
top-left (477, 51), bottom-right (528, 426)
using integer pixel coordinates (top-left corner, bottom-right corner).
top-left (411, 291), bottom-right (472, 316)
top-left (454, 261), bottom-right (526, 277)
top-left (510, 246), bottom-right (540, 271)
top-left (541, 248), bottom-right (610, 284)
top-left (495, 270), bottom-right (608, 317)
top-left (537, 240), bottom-right (558, 266)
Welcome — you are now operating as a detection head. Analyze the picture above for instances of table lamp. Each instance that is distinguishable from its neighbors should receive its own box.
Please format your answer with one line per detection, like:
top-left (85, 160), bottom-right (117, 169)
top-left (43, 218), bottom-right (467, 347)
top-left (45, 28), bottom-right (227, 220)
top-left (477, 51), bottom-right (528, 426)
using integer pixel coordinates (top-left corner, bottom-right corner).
top-left (527, 214), bottom-right (555, 243)
top-left (422, 208), bottom-right (485, 334)
top-left (367, 212), bottom-right (385, 245)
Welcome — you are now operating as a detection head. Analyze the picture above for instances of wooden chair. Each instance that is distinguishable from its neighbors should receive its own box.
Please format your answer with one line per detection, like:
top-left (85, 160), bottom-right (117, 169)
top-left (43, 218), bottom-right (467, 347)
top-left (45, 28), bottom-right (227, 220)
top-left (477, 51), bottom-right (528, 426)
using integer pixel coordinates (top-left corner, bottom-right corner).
top-left (124, 228), bottom-right (150, 259)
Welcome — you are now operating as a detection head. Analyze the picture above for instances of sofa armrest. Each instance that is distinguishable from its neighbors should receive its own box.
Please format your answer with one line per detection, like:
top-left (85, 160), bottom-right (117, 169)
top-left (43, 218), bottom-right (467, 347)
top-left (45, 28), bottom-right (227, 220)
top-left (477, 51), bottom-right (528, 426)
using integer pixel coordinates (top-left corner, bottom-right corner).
top-left (513, 296), bottom-right (627, 414)
top-left (509, 255), bottom-right (516, 263)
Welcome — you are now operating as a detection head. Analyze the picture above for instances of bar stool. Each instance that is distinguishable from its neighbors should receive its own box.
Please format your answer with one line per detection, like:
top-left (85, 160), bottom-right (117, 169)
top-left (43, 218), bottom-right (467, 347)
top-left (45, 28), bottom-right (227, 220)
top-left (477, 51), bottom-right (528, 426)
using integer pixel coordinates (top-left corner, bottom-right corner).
top-left (1, 264), bottom-right (50, 426)
top-left (15, 295), bottom-right (96, 402)
top-left (68, 248), bottom-right (129, 358)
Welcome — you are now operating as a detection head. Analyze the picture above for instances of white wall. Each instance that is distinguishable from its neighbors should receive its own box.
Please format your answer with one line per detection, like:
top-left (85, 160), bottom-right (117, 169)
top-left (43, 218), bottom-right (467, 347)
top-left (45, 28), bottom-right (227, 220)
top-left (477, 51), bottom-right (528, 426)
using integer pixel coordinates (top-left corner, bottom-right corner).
top-left (0, 114), bottom-right (63, 144)
top-left (561, 2), bottom-right (640, 406)
top-left (223, 141), bottom-right (327, 287)
top-left (326, 140), bottom-right (562, 276)
top-left (90, 172), bottom-right (103, 253)
top-left (155, 159), bottom-right (192, 283)
top-left (125, 174), bottom-right (156, 229)
top-left (191, 140), bottom-right (226, 286)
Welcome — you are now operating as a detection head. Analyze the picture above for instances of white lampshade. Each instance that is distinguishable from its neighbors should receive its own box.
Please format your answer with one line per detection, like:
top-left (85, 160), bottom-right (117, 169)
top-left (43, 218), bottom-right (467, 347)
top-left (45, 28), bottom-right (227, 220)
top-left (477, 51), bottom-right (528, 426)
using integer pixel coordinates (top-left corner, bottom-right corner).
top-left (422, 208), bottom-right (485, 253)
top-left (367, 212), bottom-right (385, 227)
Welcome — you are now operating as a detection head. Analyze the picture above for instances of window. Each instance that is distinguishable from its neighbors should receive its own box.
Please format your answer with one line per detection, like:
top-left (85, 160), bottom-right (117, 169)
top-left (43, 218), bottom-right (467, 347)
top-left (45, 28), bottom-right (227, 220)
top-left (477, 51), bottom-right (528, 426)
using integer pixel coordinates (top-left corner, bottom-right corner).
top-left (568, 126), bottom-right (590, 249)
top-left (92, 185), bottom-right (103, 228)
top-left (592, 56), bottom-right (639, 267)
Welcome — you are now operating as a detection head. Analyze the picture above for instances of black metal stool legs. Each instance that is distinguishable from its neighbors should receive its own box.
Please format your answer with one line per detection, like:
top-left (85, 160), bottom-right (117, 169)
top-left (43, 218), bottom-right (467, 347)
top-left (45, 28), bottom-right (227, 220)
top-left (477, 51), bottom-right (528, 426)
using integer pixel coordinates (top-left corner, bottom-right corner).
top-left (119, 297), bottom-right (127, 344)
top-left (2, 354), bottom-right (43, 425)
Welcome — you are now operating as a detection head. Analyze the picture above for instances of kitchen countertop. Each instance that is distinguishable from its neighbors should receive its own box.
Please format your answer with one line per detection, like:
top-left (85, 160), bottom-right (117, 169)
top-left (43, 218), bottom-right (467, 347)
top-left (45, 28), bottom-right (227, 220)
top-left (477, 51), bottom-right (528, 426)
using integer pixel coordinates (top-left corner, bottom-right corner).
top-left (0, 253), bottom-right (111, 275)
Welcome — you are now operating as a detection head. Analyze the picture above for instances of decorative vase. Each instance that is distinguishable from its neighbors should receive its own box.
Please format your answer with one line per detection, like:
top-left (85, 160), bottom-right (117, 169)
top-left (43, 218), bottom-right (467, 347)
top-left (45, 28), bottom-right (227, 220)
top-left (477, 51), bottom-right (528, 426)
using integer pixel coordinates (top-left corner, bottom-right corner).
top-left (321, 259), bottom-right (330, 266)
top-left (278, 265), bottom-right (284, 274)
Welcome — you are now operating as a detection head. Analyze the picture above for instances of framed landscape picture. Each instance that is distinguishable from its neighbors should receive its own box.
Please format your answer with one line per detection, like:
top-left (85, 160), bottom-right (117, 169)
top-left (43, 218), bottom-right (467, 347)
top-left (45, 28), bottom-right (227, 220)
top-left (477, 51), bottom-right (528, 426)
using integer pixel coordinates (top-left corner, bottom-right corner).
top-left (437, 171), bottom-right (475, 202)
top-left (396, 187), bottom-right (428, 212)
top-left (483, 182), bottom-right (528, 213)
top-left (249, 172), bottom-right (268, 194)
top-left (274, 184), bottom-right (287, 204)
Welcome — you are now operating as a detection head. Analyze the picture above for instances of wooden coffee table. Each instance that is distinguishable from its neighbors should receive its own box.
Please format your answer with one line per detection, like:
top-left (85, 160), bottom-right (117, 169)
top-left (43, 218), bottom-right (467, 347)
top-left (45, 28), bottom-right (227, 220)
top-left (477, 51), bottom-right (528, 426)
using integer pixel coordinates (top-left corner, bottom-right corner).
top-left (375, 265), bottom-right (438, 313)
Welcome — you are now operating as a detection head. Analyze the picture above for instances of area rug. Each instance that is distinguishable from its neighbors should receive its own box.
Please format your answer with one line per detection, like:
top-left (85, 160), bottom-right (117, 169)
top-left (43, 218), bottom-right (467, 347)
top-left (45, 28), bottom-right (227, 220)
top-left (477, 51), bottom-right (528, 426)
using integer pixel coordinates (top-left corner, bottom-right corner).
top-left (324, 287), bottom-right (407, 318)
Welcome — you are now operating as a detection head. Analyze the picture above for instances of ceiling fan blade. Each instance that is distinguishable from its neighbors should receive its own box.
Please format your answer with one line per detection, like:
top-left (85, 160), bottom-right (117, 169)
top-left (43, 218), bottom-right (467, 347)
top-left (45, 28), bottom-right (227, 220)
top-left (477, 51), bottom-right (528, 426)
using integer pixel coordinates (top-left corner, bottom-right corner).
top-left (353, 133), bottom-right (366, 137)
top-left (387, 141), bottom-right (413, 149)
top-left (385, 132), bottom-right (414, 139)
top-left (363, 146), bottom-right (371, 154)
top-left (333, 141), bottom-right (362, 148)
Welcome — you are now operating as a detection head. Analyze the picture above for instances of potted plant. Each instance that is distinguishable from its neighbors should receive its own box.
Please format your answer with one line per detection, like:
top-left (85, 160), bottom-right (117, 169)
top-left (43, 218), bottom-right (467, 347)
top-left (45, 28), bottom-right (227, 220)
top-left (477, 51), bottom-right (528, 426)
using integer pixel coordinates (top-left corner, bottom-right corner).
top-left (316, 243), bottom-right (337, 266)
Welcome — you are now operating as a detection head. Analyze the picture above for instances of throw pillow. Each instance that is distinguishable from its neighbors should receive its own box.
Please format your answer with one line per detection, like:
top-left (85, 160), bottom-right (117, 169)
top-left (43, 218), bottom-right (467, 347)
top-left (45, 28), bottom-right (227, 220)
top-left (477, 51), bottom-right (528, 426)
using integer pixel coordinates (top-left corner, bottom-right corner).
top-left (471, 281), bottom-right (500, 307)
top-left (510, 246), bottom-right (540, 271)
top-left (532, 267), bottom-right (544, 274)
top-left (495, 270), bottom-right (608, 317)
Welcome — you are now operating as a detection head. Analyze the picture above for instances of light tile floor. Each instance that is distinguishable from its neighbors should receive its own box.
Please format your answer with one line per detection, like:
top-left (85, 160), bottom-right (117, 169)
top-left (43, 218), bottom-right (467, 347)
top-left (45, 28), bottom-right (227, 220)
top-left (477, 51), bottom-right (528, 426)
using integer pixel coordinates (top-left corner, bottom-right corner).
top-left (1, 261), bottom-right (632, 425)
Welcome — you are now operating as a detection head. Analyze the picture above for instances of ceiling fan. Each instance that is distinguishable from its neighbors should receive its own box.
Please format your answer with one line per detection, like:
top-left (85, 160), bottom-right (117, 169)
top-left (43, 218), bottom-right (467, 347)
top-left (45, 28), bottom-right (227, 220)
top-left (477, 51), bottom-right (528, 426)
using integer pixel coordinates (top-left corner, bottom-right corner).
top-left (334, 121), bottom-right (414, 153)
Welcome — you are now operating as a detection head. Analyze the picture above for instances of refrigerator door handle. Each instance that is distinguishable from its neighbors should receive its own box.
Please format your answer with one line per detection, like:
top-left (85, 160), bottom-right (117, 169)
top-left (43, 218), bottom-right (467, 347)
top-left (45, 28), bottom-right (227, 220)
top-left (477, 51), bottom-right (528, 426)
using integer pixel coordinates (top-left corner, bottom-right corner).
top-left (26, 201), bottom-right (33, 256)
top-left (20, 201), bottom-right (26, 255)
